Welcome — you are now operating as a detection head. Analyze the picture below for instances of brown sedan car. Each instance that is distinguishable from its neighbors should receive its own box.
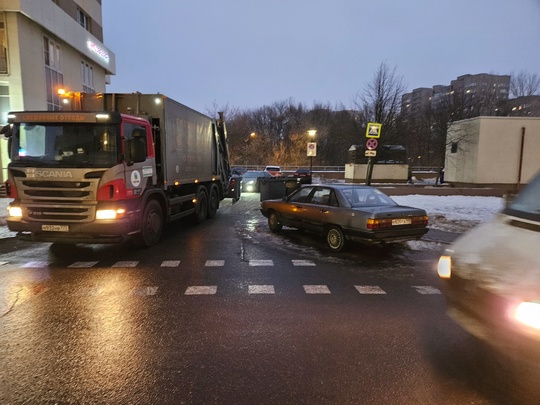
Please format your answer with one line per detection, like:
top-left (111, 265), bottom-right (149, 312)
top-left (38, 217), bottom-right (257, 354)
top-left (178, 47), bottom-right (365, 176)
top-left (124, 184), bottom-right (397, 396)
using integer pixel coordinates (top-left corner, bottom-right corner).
top-left (260, 184), bottom-right (428, 252)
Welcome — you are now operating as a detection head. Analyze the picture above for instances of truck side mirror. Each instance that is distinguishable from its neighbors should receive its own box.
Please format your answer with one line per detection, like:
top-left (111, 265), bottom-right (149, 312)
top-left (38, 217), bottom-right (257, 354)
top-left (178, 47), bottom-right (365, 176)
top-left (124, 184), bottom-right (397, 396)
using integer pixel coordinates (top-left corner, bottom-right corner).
top-left (1, 125), bottom-right (12, 159)
top-left (0, 124), bottom-right (12, 137)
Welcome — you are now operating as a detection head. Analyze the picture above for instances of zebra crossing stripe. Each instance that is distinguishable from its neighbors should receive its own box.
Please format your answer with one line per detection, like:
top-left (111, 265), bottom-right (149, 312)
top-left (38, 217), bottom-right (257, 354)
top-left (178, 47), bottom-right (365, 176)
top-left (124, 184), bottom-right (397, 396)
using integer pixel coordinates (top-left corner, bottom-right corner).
top-left (161, 260), bottom-right (181, 267)
top-left (413, 286), bottom-right (441, 295)
top-left (292, 260), bottom-right (316, 266)
top-left (22, 261), bottom-right (49, 268)
top-left (68, 261), bottom-right (99, 268)
top-left (249, 260), bottom-right (274, 266)
top-left (248, 285), bottom-right (275, 294)
top-left (131, 286), bottom-right (159, 296)
top-left (112, 261), bottom-right (139, 268)
top-left (304, 285), bottom-right (331, 294)
top-left (205, 260), bottom-right (225, 267)
top-left (355, 285), bottom-right (387, 294)
top-left (185, 286), bottom-right (217, 295)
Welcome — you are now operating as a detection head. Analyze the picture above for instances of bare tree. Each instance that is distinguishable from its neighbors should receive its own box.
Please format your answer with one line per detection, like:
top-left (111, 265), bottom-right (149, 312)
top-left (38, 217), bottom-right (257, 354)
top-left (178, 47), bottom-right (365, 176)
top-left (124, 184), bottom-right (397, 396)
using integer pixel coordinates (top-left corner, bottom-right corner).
top-left (354, 62), bottom-right (406, 145)
top-left (510, 71), bottom-right (540, 98)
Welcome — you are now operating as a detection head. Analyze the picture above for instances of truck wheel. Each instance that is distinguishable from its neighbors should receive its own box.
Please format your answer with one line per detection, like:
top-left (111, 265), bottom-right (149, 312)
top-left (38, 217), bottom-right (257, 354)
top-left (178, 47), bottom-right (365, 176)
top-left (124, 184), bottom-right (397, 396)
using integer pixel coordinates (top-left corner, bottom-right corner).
top-left (326, 225), bottom-right (347, 252)
top-left (207, 186), bottom-right (219, 218)
top-left (193, 187), bottom-right (208, 224)
top-left (134, 199), bottom-right (163, 247)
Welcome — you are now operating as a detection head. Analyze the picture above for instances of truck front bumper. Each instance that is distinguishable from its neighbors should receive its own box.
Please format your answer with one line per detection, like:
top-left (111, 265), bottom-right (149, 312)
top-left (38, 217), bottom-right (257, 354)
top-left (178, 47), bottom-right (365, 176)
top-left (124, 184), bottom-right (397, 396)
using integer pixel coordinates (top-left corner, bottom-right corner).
top-left (7, 216), bottom-right (139, 244)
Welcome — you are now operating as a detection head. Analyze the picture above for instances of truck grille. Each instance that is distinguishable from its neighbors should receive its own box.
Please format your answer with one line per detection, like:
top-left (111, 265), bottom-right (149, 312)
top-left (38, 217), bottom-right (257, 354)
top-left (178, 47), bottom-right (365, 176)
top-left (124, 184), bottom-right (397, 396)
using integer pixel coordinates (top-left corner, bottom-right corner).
top-left (14, 171), bottom-right (103, 223)
top-left (22, 181), bottom-right (91, 198)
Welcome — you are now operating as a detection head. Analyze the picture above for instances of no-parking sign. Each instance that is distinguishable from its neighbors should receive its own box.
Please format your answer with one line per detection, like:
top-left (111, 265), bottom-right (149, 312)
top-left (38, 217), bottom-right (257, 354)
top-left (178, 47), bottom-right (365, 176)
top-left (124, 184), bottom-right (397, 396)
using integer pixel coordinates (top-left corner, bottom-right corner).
top-left (307, 142), bottom-right (317, 157)
top-left (366, 138), bottom-right (378, 150)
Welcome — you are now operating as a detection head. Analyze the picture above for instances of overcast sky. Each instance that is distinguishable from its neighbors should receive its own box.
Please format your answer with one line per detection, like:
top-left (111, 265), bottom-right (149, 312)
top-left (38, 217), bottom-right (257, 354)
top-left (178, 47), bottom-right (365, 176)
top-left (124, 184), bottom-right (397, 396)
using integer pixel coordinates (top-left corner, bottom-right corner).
top-left (102, 0), bottom-right (540, 114)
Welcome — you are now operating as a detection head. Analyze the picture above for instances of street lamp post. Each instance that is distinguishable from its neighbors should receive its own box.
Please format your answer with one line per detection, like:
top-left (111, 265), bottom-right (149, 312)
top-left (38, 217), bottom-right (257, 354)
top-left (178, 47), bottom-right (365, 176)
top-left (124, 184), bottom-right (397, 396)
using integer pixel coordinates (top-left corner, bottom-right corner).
top-left (243, 132), bottom-right (256, 165)
top-left (307, 129), bottom-right (317, 183)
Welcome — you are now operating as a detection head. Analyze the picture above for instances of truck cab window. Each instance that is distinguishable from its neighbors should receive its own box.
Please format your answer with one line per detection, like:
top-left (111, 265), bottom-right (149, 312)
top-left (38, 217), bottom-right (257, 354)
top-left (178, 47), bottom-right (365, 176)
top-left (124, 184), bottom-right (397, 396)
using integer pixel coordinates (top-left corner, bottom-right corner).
top-left (123, 123), bottom-right (147, 164)
top-left (10, 122), bottom-right (119, 167)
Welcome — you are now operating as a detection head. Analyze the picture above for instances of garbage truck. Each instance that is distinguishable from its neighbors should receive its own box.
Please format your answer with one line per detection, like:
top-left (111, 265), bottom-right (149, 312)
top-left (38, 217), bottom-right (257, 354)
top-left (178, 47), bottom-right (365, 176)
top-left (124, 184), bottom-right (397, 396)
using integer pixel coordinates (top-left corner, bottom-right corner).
top-left (2, 92), bottom-right (232, 247)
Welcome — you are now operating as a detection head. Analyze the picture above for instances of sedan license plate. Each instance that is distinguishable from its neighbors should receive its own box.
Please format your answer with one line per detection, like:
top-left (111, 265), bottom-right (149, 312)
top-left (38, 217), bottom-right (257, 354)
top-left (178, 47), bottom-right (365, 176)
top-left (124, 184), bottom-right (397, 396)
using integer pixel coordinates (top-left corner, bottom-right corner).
top-left (392, 218), bottom-right (412, 226)
top-left (42, 224), bottom-right (69, 232)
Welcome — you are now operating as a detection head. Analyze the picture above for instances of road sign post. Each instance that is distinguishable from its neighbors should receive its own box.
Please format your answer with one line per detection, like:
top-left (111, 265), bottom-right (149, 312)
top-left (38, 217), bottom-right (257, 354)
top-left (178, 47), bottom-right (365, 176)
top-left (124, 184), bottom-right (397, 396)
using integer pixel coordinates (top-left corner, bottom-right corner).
top-left (365, 122), bottom-right (381, 185)
top-left (307, 142), bottom-right (317, 177)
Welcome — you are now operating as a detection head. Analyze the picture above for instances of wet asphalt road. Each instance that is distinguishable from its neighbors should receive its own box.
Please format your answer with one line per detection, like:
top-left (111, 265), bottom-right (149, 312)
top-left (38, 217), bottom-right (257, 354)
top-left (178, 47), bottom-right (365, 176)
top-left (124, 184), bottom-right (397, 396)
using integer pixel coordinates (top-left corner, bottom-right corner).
top-left (0, 194), bottom-right (534, 404)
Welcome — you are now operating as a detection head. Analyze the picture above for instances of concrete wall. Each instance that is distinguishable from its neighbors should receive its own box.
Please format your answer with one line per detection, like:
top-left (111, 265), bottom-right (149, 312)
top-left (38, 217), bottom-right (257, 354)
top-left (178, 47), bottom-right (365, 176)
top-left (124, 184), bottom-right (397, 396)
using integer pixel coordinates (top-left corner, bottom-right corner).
top-left (344, 163), bottom-right (408, 183)
top-left (445, 117), bottom-right (540, 187)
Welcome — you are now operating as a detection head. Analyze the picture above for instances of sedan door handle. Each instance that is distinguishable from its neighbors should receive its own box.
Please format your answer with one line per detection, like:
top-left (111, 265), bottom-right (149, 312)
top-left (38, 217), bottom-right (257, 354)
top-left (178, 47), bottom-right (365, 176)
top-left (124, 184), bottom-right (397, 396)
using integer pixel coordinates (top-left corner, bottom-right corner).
top-left (320, 209), bottom-right (329, 213)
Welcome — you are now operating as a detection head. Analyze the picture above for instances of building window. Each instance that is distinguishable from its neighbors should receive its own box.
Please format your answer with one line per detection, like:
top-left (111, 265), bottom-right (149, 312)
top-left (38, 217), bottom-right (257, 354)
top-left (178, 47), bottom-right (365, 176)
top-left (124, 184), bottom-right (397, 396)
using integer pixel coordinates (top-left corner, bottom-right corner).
top-left (451, 142), bottom-right (458, 154)
top-left (0, 84), bottom-right (9, 124)
top-left (77, 8), bottom-right (90, 31)
top-left (81, 61), bottom-right (94, 93)
top-left (44, 37), bottom-right (64, 111)
top-left (0, 20), bottom-right (7, 74)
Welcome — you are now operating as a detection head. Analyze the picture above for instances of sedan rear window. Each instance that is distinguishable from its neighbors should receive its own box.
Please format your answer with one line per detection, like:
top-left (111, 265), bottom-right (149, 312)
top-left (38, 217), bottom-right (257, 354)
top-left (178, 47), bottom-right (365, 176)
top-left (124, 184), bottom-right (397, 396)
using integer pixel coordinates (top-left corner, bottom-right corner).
top-left (342, 188), bottom-right (396, 207)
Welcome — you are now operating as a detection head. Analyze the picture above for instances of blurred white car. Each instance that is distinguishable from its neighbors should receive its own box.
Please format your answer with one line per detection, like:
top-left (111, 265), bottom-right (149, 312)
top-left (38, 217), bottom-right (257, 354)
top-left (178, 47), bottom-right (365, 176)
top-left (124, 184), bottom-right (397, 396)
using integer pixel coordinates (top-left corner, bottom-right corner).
top-left (264, 165), bottom-right (282, 177)
top-left (438, 170), bottom-right (540, 368)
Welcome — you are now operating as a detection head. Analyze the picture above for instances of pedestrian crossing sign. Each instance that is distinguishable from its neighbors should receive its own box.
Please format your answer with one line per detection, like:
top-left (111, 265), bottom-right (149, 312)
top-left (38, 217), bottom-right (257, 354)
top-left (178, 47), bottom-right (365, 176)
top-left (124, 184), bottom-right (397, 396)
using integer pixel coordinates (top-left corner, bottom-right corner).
top-left (366, 122), bottom-right (382, 138)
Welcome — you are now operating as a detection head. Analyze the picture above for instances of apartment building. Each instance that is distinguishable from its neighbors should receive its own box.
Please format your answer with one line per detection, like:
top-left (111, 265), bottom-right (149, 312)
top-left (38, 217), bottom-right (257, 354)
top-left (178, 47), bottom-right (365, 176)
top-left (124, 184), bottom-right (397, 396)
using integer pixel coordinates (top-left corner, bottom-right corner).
top-left (0, 0), bottom-right (115, 181)
top-left (508, 95), bottom-right (540, 117)
top-left (401, 73), bottom-right (511, 118)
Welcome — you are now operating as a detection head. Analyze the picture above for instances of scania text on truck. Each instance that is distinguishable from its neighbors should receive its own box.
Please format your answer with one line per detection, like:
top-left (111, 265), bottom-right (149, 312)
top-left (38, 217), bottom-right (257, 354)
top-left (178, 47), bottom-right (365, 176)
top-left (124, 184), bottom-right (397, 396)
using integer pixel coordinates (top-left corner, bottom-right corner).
top-left (1, 93), bottom-right (233, 247)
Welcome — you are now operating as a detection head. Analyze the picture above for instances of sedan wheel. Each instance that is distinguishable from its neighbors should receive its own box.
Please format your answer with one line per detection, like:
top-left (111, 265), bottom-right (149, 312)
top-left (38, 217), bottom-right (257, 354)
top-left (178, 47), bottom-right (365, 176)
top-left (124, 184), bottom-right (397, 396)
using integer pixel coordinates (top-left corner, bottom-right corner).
top-left (326, 226), bottom-right (346, 252)
top-left (268, 212), bottom-right (283, 232)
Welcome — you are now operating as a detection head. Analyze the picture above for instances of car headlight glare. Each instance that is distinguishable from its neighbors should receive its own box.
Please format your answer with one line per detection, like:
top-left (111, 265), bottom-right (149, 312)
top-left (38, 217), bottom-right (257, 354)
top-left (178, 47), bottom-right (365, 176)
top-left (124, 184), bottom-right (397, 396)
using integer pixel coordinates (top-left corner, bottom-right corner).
top-left (437, 255), bottom-right (452, 279)
top-left (515, 301), bottom-right (540, 330)
top-left (8, 206), bottom-right (22, 218)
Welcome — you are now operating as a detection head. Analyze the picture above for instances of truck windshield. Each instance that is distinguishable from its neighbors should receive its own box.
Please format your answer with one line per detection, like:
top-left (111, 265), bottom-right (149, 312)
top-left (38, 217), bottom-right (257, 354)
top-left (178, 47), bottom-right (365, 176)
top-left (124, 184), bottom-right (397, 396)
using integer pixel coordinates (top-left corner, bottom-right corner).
top-left (504, 171), bottom-right (540, 222)
top-left (9, 123), bottom-right (120, 167)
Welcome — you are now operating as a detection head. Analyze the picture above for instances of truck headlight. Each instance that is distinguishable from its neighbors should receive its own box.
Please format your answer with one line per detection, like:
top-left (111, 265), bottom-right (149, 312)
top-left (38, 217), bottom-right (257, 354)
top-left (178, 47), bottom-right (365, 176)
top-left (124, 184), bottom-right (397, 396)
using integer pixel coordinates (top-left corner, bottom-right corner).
top-left (437, 255), bottom-right (452, 279)
top-left (96, 208), bottom-right (126, 220)
top-left (8, 205), bottom-right (22, 218)
top-left (515, 301), bottom-right (540, 330)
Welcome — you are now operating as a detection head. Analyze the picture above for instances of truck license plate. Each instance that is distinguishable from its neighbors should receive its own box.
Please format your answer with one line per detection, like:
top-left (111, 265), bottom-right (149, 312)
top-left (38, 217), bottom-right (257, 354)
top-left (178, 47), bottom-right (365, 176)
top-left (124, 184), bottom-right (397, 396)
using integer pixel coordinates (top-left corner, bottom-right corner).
top-left (392, 218), bottom-right (412, 226)
top-left (42, 225), bottom-right (69, 232)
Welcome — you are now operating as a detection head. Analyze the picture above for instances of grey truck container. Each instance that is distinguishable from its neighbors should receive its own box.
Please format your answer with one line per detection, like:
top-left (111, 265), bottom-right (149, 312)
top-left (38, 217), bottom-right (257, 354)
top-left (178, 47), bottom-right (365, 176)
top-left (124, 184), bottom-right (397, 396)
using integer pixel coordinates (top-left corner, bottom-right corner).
top-left (81, 93), bottom-right (230, 190)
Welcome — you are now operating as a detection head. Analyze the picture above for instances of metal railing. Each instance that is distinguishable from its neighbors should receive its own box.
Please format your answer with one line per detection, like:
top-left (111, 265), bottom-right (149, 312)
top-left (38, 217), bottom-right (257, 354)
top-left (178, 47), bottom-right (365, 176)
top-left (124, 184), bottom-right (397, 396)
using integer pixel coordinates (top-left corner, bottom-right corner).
top-left (232, 165), bottom-right (346, 173)
top-left (232, 165), bottom-right (441, 174)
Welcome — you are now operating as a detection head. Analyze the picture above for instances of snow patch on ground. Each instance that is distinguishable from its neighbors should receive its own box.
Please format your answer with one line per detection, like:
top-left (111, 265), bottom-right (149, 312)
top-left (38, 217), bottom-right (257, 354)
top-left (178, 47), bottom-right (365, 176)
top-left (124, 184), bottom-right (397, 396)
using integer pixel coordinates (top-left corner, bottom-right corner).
top-left (391, 195), bottom-right (504, 233)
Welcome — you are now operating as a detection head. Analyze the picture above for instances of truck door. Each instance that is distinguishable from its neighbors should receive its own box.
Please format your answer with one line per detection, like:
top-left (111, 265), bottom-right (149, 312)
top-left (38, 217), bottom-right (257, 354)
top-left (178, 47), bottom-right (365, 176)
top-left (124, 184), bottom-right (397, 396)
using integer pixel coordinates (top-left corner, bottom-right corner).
top-left (123, 122), bottom-right (149, 195)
